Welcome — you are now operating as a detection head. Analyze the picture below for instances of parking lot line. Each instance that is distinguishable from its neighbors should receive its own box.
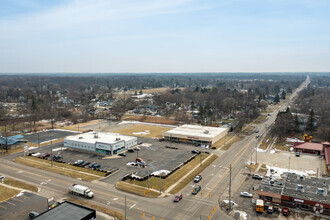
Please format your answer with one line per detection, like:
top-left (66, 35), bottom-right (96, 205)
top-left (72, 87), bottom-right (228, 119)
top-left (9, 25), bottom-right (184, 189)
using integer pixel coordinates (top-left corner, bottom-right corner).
top-left (0, 204), bottom-right (7, 209)
top-left (3, 200), bottom-right (16, 206)
top-left (11, 198), bottom-right (23, 202)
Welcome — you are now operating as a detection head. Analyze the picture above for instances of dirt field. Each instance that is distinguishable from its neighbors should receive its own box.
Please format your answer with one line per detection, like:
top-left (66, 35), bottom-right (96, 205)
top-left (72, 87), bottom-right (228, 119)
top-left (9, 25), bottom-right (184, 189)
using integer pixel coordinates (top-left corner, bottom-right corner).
top-left (114, 124), bottom-right (172, 138)
top-left (122, 115), bottom-right (178, 125)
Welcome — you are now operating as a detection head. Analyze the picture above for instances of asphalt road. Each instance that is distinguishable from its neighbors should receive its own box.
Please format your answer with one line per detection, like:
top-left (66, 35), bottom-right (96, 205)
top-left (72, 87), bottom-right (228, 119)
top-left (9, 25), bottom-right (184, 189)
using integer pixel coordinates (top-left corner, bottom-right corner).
top-left (0, 77), bottom-right (309, 220)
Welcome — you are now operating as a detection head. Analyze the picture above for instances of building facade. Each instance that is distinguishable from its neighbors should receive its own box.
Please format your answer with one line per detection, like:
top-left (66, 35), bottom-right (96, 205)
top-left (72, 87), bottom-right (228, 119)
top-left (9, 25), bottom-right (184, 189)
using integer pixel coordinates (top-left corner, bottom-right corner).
top-left (64, 132), bottom-right (137, 155)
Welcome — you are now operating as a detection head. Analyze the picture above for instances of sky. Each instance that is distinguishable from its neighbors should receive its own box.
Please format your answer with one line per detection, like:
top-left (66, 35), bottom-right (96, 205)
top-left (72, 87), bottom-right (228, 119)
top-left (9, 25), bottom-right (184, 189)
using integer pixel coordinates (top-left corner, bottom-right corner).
top-left (0, 0), bottom-right (329, 73)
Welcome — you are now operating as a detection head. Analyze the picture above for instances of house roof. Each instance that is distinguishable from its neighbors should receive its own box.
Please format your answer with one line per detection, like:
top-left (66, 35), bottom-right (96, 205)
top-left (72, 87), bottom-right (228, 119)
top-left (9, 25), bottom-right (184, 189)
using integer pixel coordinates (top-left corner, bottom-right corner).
top-left (325, 147), bottom-right (330, 165)
top-left (293, 142), bottom-right (323, 152)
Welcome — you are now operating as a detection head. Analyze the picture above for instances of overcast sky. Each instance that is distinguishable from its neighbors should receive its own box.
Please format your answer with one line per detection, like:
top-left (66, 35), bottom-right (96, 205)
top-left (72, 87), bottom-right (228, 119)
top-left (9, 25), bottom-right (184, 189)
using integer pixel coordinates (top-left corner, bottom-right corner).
top-left (0, 0), bottom-right (329, 73)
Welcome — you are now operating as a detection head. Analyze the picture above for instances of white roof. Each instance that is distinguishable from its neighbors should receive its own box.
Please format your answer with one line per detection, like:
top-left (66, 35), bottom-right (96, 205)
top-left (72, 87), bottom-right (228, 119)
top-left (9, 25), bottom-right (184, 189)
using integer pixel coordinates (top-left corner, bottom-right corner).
top-left (256, 199), bottom-right (264, 206)
top-left (65, 132), bottom-right (136, 144)
top-left (163, 124), bottom-right (228, 138)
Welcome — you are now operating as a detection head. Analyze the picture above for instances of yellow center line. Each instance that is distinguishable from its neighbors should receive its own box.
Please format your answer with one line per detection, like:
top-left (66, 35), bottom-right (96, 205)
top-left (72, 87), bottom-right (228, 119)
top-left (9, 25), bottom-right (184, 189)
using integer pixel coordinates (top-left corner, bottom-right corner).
top-left (204, 138), bottom-right (255, 198)
top-left (1, 163), bottom-right (137, 204)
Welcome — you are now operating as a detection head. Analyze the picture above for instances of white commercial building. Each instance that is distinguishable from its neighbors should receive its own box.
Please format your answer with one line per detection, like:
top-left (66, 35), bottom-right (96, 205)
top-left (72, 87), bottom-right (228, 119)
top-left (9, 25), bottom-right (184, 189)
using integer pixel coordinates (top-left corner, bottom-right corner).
top-left (162, 124), bottom-right (228, 146)
top-left (64, 132), bottom-right (137, 155)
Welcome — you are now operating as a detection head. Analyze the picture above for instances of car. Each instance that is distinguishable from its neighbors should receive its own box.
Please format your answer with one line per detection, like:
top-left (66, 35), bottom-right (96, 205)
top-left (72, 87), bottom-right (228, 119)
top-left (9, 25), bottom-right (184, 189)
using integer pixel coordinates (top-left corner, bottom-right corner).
top-left (191, 150), bottom-right (200, 154)
top-left (192, 185), bottom-right (201, 195)
top-left (40, 153), bottom-right (50, 159)
top-left (138, 141), bottom-right (143, 145)
top-left (134, 147), bottom-right (140, 151)
top-left (159, 138), bottom-right (164, 142)
top-left (267, 205), bottom-right (274, 214)
top-left (255, 129), bottom-right (259, 133)
top-left (127, 149), bottom-right (134, 153)
top-left (118, 153), bottom-right (126, 157)
top-left (91, 164), bottom-right (101, 170)
top-left (73, 160), bottom-right (84, 166)
top-left (240, 192), bottom-right (253, 198)
top-left (282, 208), bottom-right (289, 216)
top-left (194, 175), bottom-right (202, 183)
top-left (88, 162), bottom-right (96, 168)
top-left (256, 135), bottom-right (259, 138)
top-left (252, 174), bottom-right (263, 180)
top-left (173, 193), bottom-right (183, 202)
top-left (296, 152), bottom-right (300, 157)
top-left (53, 155), bottom-right (61, 161)
top-left (81, 161), bottom-right (90, 167)
top-left (29, 211), bottom-right (39, 219)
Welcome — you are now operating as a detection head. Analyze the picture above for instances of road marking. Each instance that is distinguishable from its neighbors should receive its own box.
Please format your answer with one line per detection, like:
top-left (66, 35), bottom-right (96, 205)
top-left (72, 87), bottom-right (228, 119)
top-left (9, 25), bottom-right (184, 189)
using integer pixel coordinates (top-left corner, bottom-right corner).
top-left (113, 198), bottom-right (118, 200)
top-left (3, 201), bottom-right (16, 206)
top-left (107, 201), bottom-right (111, 205)
top-left (40, 182), bottom-right (47, 185)
top-left (17, 171), bottom-right (23, 174)
top-left (129, 204), bottom-right (136, 209)
top-left (204, 137), bottom-right (255, 198)
top-left (11, 198), bottom-right (23, 202)
top-left (46, 179), bottom-right (51, 182)
top-left (0, 204), bottom-right (7, 209)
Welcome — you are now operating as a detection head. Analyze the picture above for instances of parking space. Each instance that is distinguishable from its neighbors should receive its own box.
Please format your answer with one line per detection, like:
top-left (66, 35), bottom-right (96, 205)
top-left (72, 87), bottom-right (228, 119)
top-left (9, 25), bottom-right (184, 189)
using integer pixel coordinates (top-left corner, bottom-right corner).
top-left (24, 130), bottom-right (77, 143)
top-left (24, 137), bottom-right (202, 184)
top-left (0, 192), bottom-right (48, 220)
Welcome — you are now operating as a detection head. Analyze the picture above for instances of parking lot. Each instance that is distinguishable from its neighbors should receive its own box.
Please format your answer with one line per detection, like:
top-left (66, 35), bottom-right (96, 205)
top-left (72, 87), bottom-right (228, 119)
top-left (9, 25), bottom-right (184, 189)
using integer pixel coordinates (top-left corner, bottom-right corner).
top-left (26, 137), bottom-right (202, 184)
top-left (0, 192), bottom-right (48, 220)
top-left (24, 130), bottom-right (77, 143)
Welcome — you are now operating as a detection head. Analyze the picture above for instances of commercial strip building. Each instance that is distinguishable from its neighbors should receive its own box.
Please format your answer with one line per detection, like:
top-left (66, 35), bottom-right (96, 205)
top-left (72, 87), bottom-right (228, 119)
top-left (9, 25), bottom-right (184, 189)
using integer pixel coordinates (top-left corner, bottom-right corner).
top-left (256, 173), bottom-right (330, 216)
top-left (162, 124), bottom-right (229, 146)
top-left (64, 132), bottom-right (137, 156)
top-left (34, 201), bottom-right (96, 220)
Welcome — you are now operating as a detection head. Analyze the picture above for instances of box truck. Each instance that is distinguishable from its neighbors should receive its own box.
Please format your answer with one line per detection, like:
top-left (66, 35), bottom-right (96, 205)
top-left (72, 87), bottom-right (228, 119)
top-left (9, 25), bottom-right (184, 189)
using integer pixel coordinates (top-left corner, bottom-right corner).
top-left (69, 184), bottom-right (94, 199)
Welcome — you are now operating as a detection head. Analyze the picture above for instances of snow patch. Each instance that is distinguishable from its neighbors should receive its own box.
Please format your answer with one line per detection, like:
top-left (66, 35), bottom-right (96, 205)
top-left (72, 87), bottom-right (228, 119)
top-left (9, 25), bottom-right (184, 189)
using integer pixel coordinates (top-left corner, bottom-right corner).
top-left (270, 149), bottom-right (275, 154)
top-left (223, 200), bottom-right (237, 207)
top-left (246, 161), bottom-right (256, 165)
top-left (133, 130), bottom-right (150, 135)
top-left (119, 121), bottom-right (177, 128)
top-left (16, 191), bottom-right (25, 197)
top-left (286, 138), bottom-right (304, 143)
top-left (235, 210), bottom-right (248, 220)
top-left (305, 170), bottom-right (316, 175)
top-left (266, 165), bottom-right (308, 177)
top-left (28, 147), bottom-right (38, 150)
top-left (126, 162), bottom-right (136, 166)
top-left (151, 170), bottom-right (170, 176)
top-left (52, 147), bottom-right (67, 152)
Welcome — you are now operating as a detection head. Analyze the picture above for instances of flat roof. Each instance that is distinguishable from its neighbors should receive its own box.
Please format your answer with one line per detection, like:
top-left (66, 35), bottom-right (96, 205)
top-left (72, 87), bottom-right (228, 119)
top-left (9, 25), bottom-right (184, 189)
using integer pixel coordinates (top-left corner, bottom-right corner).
top-left (258, 173), bottom-right (330, 204)
top-left (293, 142), bottom-right (323, 152)
top-left (163, 124), bottom-right (228, 139)
top-left (325, 147), bottom-right (330, 165)
top-left (64, 132), bottom-right (136, 144)
top-left (35, 201), bottom-right (95, 220)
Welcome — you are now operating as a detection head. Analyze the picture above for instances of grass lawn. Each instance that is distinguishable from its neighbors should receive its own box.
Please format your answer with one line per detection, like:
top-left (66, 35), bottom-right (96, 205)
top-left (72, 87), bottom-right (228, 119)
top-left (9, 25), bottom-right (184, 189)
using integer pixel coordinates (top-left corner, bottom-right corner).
top-left (259, 164), bottom-right (268, 173)
top-left (4, 177), bottom-right (38, 192)
top-left (14, 157), bottom-right (104, 181)
top-left (253, 115), bottom-right (268, 124)
top-left (169, 154), bottom-right (218, 194)
top-left (246, 163), bottom-right (259, 171)
top-left (0, 185), bottom-right (20, 203)
top-left (122, 115), bottom-right (178, 125)
top-left (116, 182), bottom-right (161, 197)
top-left (62, 120), bottom-right (103, 131)
top-left (220, 135), bottom-right (243, 151)
top-left (212, 134), bottom-right (236, 149)
top-left (122, 154), bottom-right (212, 194)
top-left (241, 125), bottom-right (256, 135)
top-left (115, 124), bottom-right (172, 139)
top-left (65, 198), bottom-right (125, 220)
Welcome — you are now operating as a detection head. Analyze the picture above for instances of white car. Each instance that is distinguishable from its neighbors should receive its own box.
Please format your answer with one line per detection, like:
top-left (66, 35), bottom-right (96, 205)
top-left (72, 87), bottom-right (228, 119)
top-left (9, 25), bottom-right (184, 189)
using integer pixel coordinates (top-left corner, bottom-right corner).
top-left (240, 192), bottom-right (253, 198)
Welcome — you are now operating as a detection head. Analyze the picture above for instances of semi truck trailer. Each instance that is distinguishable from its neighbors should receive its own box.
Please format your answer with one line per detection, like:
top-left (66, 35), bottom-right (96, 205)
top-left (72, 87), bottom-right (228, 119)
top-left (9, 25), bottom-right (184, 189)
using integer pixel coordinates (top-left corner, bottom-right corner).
top-left (69, 184), bottom-right (94, 199)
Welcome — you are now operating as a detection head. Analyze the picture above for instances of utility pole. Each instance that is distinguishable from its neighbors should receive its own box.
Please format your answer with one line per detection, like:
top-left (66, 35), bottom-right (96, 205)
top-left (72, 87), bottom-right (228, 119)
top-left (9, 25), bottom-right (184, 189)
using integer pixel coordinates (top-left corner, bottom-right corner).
top-left (125, 195), bottom-right (127, 220)
top-left (229, 164), bottom-right (232, 210)
top-left (50, 138), bottom-right (53, 167)
top-left (160, 175), bottom-right (162, 194)
top-left (255, 145), bottom-right (258, 164)
top-left (38, 133), bottom-right (40, 148)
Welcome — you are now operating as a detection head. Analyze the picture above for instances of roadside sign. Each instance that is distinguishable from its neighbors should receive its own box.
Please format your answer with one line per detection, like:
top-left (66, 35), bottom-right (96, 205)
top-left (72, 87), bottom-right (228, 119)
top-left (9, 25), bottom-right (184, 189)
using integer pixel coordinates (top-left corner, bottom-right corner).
top-left (24, 145), bottom-right (28, 149)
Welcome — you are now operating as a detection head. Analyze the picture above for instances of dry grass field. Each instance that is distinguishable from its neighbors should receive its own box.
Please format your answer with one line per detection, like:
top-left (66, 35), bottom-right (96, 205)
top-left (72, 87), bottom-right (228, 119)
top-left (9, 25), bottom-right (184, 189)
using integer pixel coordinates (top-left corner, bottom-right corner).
top-left (0, 185), bottom-right (19, 203)
top-left (115, 124), bottom-right (172, 138)
top-left (122, 115), bottom-right (178, 125)
top-left (4, 177), bottom-right (38, 192)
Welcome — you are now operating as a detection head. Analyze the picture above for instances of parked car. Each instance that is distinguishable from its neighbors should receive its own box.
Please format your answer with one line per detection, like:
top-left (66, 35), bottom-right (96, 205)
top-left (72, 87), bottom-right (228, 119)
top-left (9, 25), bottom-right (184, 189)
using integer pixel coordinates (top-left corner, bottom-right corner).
top-left (73, 160), bottom-right (84, 166)
top-left (118, 153), bottom-right (126, 157)
top-left (29, 211), bottom-right (39, 219)
top-left (267, 205), bottom-right (274, 214)
top-left (134, 147), bottom-right (140, 151)
top-left (91, 164), bottom-right (101, 170)
top-left (240, 192), bottom-right (253, 198)
top-left (282, 208), bottom-right (289, 216)
top-left (191, 150), bottom-right (199, 154)
top-left (138, 141), bottom-right (143, 145)
top-left (256, 135), bottom-right (259, 138)
top-left (192, 185), bottom-right (201, 195)
top-left (296, 152), bottom-right (300, 157)
top-left (88, 162), bottom-right (96, 168)
top-left (159, 138), bottom-right (164, 142)
top-left (252, 174), bottom-right (263, 180)
top-left (53, 155), bottom-right (61, 161)
top-left (40, 153), bottom-right (50, 159)
top-left (127, 149), bottom-right (134, 153)
top-left (255, 129), bottom-right (259, 133)
top-left (173, 193), bottom-right (183, 202)
top-left (194, 175), bottom-right (202, 183)
top-left (81, 161), bottom-right (90, 167)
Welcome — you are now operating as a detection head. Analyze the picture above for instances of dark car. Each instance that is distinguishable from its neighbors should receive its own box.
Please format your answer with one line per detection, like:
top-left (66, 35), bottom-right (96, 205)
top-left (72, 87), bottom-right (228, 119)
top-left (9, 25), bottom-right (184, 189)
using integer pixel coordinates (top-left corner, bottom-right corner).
top-left (53, 155), bottom-right (61, 161)
top-left (29, 211), bottom-right (39, 219)
top-left (192, 185), bottom-right (201, 195)
top-left (252, 174), bottom-right (263, 180)
top-left (159, 138), bottom-right (164, 142)
top-left (118, 153), bottom-right (126, 157)
top-left (88, 162), bottom-right (96, 168)
top-left (296, 152), bottom-right (300, 157)
top-left (127, 149), bottom-right (134, 153)
top-left (81, 161), bottom-right (90, 167)
top-left (173, 193), bottom-right (183, 202)
top-left (255, 129), bottom-right (259, 133)
top-left (191, 150), bottom-right (200, 154)
top-left (91, 163), bottom-right (101, 170)
top-left (194, 175), bottom-right (202, 183)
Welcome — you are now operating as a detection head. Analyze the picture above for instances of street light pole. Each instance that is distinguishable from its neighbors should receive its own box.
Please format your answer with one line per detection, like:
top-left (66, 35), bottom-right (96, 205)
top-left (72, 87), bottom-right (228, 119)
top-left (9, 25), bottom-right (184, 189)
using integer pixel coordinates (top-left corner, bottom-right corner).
top-left (50, 138), bottom-right (53, 167)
